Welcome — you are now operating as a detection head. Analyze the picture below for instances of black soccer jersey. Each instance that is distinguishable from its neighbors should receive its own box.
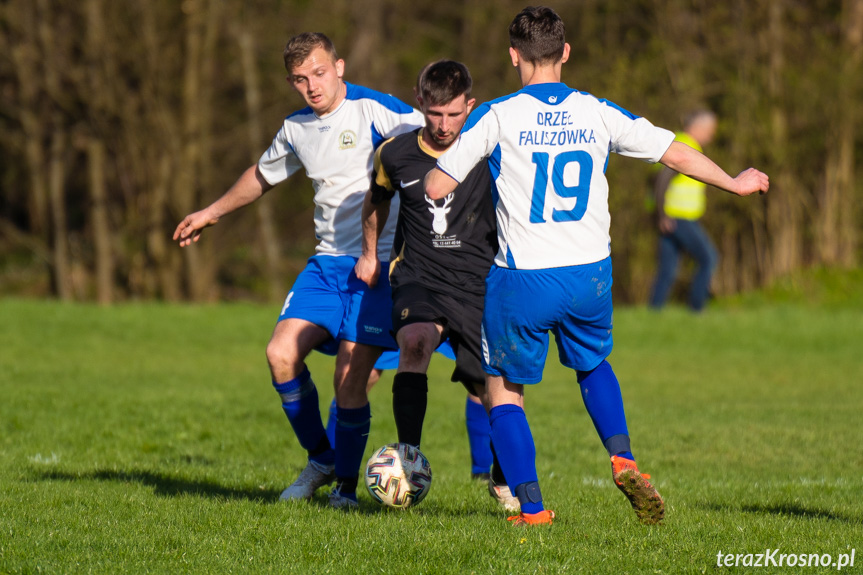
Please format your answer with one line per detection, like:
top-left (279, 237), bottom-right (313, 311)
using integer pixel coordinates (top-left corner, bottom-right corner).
top-left (371, 129), bottom-right (497, 298)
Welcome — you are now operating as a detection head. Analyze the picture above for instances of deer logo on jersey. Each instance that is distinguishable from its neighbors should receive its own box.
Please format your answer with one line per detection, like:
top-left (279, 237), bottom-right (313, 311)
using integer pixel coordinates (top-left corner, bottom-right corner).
top-left (426, 193), bottom-right (454, 235)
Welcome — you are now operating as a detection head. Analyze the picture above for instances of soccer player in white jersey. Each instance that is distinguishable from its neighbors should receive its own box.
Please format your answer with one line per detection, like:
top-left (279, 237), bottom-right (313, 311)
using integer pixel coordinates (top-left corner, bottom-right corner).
top-left (425, 6), bottom-right (769, 526)
top-left (174, 33), bottom-right (423, 508)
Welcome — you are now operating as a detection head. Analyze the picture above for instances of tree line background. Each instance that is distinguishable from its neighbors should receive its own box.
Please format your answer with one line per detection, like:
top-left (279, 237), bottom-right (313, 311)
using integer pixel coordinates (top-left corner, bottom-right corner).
top-left (0, 0), bottom-right (860, 305)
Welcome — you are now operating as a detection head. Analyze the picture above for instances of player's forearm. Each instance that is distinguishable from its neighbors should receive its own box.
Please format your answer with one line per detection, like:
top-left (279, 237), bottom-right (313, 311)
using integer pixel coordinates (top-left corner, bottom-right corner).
top-left (659, 141), bottom-right (738, 194)
top-left (424, 168), bottom-right (459, 200)
top-left (207, 165), bottom-right (272, 220)
top-left (360, 191), bottom-right (389, 257)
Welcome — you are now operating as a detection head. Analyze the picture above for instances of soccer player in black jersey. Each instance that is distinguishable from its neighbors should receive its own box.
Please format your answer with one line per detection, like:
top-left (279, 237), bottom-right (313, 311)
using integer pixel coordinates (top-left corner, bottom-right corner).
top-left (354, 60), bottom-right (518, 511)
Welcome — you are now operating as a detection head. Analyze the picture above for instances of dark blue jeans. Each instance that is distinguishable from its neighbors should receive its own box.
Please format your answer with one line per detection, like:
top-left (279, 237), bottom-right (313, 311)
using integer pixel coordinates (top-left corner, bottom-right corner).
top-left (649, 219), bottom-right (718, 311)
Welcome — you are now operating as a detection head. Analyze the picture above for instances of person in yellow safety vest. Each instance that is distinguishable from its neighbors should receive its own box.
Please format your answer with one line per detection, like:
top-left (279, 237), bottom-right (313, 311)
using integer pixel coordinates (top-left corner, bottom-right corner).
top-left (649, 110), bottom-right (719, 311)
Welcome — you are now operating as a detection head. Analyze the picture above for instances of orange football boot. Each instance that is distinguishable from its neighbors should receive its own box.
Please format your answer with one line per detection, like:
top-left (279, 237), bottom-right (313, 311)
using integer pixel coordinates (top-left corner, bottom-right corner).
top-left (507, 509), bottom-right (555, 526)
top-left (611, 455), bottom-right (664, 525)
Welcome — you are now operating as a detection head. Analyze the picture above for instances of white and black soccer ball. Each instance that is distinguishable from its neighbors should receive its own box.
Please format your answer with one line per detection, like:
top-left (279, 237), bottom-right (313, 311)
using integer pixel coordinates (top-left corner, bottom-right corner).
top-left (364, 443), bottom-right (432, 508)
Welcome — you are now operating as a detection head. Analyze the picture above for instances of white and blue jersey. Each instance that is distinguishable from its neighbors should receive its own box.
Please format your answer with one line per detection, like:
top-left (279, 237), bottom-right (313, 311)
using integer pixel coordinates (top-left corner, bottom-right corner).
top-left (258, 82), bottom-right (424, 259)
top-left (437, 83), bottom-right (674, 380)
top-left (437, 83), bottom-right (674, 270)
top-left (263, 83), bottom-right (423, 349)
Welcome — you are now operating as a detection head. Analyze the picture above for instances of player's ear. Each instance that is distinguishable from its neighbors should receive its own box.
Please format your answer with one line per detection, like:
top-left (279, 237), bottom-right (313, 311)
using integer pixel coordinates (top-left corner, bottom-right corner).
top-left (509, 46), bottom-right (519, 68)
top-left (335, 58), bottom-right (345, 78)
top-left (560, 43), bottom-right (571, 64)
top-left (416, 94), bottom-right (425, 110)
top-left (466, 97), bottom-right (476, 114)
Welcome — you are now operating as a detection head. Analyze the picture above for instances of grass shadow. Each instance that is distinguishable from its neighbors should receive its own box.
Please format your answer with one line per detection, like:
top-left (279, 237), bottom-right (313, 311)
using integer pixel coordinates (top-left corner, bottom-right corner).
top-left (29, 468), bottom-right (496, 517)
top-left (700, 501), bottom-right (861, 524)
top-left (31, 468), bottom-right (282, 502)
top-left (303, 491), bottom-right (499, 518)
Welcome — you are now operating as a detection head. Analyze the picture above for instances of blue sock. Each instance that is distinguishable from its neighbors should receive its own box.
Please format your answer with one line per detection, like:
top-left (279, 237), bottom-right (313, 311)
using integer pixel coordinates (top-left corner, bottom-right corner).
top-left (489, 404), bottom-right (543, 514)
top-left (577, 360), bottom-right (634, 461)
top-left (465, 397), bottom-right (493, 475)
top-left (325, 397), bottom-right (337, 449)
top-left (334, 403), bottom-right (371, 494)
top-left (273, 368), bottom-right (334, 466)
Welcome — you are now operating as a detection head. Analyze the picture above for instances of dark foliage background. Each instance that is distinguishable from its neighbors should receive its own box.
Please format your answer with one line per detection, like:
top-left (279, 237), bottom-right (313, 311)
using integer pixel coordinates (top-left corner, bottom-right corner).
top-left (1, 0), bottom-right (860, 303)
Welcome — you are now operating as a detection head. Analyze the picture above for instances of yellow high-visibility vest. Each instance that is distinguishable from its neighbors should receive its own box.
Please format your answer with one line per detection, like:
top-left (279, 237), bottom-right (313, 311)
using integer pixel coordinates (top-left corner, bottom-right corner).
top-left (664, 132), bottom-right (706, 220)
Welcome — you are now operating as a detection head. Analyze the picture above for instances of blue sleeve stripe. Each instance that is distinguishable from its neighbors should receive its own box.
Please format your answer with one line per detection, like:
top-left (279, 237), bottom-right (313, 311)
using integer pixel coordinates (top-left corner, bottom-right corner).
top-left (488, 143), bottom-right (502, 182)
top-left (490, 178), bottom-right (500, 209)
top-left (345, 82), bottom-right (414, 114)
top-left (505, 247), bottom-right (517, 269)
top-left (572, 87), bottom-right (641, 120)
top-left (461, 102), bottom-right (493, 133)
top-left (371, 123), bottom-right (384, 149)
top-left (285, 107), bottom-right (314, 120)
top-left (462, 90), bottom-right (522, 133)
top-left (597, 97), bottom-right (640, 120)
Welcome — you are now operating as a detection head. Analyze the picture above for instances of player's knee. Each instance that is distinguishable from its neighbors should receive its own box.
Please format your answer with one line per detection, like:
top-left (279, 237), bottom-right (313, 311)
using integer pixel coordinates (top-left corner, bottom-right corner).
top-left (399, 331), bottom-right (434, 365)
top-left (265, 337), bottom-right (300, 374)
top-left (265, 339), bottom-right (280, 367)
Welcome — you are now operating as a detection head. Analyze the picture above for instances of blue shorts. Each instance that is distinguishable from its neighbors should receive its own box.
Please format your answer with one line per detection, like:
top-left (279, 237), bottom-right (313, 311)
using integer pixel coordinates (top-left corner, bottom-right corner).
top-left (278, 255), bottom-right (397, 353)
top-left (373, 340), bottom-right (456, 370)
top-left (481, 258), bottom-right (613, 384)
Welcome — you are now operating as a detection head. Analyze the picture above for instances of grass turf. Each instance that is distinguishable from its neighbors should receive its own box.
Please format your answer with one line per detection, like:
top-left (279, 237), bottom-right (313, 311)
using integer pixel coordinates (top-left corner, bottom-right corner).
top-left (1, 297), bottom-right (861, 574)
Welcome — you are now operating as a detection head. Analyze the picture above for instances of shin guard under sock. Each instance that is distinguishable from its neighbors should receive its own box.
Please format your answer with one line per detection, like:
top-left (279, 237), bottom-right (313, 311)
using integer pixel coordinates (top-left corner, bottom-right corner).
top-left (325, 397), bottom-right (337, 449)
top-left (489, 404), bottom-right (543, 514)
top-left (334, 403), bottom-right (371, 493)
top-left (465, 396), bottom-right (493, 475)
top-left (578, 360), bottom-right (634, 460)
top-left (392, 372), bottom-right (428, 447)
top-left (273, 368), bottom-right (333, 466)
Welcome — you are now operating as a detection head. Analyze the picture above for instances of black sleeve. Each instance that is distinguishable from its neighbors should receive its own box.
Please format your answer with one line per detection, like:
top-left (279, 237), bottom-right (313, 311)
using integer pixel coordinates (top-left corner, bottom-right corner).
top-left (370, 140), bottom-right (396, 205)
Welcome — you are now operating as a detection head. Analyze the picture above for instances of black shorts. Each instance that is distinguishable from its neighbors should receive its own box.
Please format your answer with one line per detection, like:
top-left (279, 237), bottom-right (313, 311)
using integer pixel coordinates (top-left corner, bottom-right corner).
top-left (391, 282), bottom-right (485, 392)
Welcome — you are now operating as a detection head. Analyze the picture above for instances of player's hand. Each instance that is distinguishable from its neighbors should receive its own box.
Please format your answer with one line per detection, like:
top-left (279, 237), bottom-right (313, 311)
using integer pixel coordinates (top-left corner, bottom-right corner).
top-left (355, 253), bottom-right (381, 288)
top-left (732, 168), bottom-right (770, 197)
top-left (173, 210), bottom-right (219, 247)
top-left (658, 214), bottom-right (676, 235)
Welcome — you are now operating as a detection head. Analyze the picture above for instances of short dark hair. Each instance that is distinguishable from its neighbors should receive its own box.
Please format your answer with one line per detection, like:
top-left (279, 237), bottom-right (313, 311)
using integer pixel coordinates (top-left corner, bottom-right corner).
top-left (417, 60), bottom-right (472, 106)
top-left (509, 6), bottom-right (566, 65)
top-left (283, 32), bottom-right (338, 73)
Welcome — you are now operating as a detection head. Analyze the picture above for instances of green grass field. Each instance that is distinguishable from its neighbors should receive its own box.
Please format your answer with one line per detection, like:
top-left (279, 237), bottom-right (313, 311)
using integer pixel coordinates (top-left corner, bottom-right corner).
top-left (1, 294), bottom-right (862, 574)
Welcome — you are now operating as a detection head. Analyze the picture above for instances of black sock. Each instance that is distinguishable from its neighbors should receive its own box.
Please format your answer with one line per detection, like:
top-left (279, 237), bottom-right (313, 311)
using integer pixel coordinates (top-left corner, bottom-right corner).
top-left (335, 475), bottom-right (359, 497)
top-left (392, 372), bottom-right (428, 447)
top-left (308, 433), bottom-right (332, 459)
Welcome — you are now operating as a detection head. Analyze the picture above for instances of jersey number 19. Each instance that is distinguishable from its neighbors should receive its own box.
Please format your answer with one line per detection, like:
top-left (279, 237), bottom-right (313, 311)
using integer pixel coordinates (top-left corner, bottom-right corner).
top-left (529, 151), bottom-right (593, 224)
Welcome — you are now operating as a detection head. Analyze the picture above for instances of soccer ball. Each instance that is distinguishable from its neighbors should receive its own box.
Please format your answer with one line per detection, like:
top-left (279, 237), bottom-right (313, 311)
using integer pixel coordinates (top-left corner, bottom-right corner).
top-left (364, 443), bottom-right (432, 508)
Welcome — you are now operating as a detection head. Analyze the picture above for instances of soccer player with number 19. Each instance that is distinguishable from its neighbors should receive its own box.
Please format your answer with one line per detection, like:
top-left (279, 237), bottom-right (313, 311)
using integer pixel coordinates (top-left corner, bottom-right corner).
top-left (426, 6), bottom-right (769, 526)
